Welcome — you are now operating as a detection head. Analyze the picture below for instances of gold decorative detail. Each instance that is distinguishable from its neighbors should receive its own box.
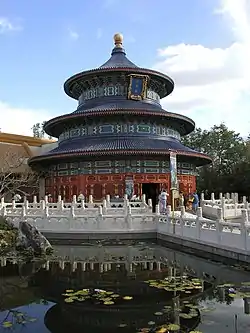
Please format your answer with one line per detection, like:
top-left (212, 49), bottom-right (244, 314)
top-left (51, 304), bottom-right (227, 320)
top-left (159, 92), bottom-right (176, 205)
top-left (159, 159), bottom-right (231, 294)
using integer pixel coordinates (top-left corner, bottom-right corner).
top-left (113, 33), bottom-right (123, 48)
top-left (128, 74), bottom-right (149, 101)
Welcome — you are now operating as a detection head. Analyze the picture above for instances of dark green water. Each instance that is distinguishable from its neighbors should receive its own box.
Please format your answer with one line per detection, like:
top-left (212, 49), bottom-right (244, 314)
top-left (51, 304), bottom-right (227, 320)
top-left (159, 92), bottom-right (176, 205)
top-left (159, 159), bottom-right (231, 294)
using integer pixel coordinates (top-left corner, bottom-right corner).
top-left (0, 242), bottom-right (250, 333)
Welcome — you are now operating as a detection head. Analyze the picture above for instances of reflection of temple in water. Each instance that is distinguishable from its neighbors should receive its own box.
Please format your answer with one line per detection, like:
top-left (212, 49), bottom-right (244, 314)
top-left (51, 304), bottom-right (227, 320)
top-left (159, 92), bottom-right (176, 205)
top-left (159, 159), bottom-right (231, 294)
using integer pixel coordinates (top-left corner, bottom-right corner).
top-left (25, 245), bottom-right (205, 333)
top-left (1, 245), bottom-right (249, 332)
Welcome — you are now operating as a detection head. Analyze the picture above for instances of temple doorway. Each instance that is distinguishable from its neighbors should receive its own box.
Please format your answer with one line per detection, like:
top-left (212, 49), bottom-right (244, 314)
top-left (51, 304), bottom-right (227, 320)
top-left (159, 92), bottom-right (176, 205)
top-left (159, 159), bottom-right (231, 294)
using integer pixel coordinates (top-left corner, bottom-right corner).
top-left (141, 183), bottom-right (160, 212)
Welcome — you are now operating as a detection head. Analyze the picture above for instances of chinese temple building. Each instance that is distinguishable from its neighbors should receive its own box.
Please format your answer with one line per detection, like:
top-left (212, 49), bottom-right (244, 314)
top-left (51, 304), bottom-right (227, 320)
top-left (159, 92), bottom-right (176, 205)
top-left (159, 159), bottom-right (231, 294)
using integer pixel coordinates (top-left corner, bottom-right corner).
top-left (28, 33), bottom-right (211, 202)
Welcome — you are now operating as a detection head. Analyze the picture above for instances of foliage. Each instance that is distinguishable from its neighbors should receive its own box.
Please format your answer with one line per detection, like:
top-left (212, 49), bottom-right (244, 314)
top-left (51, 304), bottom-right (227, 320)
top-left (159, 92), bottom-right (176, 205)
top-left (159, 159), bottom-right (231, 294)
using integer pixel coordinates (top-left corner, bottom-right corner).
top-left (181, 123), bottom-right (250, 196)
top-left (0, 217), bottom-right (17, 252)
top-left (31, 121), bottom-right (52, 139)
top-left (0, 148), bottom-right (40, 199)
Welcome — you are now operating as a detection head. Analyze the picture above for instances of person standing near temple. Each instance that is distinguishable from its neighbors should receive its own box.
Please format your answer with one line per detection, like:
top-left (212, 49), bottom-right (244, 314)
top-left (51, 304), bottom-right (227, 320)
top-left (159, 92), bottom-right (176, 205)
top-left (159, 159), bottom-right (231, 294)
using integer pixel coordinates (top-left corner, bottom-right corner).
top-left (192, 192), bottom-right (199, 212)
top-left (159, 189), bottom-right (169, 213)
top-left (77, 192), bottom-right (85, 202)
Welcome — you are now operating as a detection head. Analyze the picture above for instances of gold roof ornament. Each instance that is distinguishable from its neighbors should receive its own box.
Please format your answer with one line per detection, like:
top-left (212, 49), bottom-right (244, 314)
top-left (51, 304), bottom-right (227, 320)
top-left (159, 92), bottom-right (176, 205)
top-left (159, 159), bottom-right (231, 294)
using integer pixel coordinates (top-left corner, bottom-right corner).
top-left (113, 33), bottom-right (123, 48)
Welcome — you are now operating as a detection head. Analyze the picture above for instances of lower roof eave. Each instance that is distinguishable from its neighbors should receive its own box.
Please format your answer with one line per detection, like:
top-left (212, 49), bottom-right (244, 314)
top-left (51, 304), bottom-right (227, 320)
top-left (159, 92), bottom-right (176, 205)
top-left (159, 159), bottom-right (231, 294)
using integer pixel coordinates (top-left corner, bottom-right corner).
top-left (28, 149), bottom-right (212, 167)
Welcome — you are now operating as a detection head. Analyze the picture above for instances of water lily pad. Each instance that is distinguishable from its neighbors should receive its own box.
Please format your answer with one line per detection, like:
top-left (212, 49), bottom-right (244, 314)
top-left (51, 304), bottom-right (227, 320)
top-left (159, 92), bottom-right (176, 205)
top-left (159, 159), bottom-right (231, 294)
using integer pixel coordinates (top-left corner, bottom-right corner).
top-left (118, 323), bottom-right (127, 327)
top-left (64, 297), bottom-right (74, 303)
top-left (2, 321), bottom-right (13, 328)
top-left (154, 312), bottom-right (163, 315)
top-left (148, 321), bottom-right (155, 325)
top-left (156, 327), bottom-right (168, 333)
top-left (123, 296), bottom-right (133, 300)
top-left (104, 301), bottom-right (114, 305)
top-left (166, 323), bottom-right (180, 331)
top-left (65, 289), bottom-right (74, 293)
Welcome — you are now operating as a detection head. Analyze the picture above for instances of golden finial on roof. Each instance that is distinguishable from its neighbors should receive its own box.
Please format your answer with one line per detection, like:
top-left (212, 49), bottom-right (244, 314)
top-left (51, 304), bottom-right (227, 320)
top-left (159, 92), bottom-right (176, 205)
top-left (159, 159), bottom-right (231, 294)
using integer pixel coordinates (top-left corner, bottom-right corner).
top-left (113, 33), bottom-right (123, 48)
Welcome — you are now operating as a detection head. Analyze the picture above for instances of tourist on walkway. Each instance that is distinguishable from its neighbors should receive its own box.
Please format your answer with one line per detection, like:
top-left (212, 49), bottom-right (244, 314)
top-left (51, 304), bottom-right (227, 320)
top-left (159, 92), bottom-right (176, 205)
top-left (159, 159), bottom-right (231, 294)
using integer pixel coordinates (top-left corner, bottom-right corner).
top-left (179, 192), bottom-right (185, 207)
top-left (159, 190), bottom-right (169, 213)
top-left (77, 192), bottom-right (85, 202)
top-left (192, 192), bottom-right (199, 212)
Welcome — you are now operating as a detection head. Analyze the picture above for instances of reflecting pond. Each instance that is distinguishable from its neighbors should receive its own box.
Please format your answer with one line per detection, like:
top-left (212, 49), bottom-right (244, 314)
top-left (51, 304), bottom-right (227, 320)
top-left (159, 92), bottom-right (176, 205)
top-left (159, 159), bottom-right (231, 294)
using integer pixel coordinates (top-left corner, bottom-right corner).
top-left (0, 242), bottom-right (250, 332)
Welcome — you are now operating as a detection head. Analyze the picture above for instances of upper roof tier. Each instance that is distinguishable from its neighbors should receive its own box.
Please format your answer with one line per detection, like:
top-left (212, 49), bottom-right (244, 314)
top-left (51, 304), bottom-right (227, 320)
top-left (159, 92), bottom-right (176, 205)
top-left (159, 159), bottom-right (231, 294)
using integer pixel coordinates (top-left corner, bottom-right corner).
top-left (64, 33), bottom-right (174, 100)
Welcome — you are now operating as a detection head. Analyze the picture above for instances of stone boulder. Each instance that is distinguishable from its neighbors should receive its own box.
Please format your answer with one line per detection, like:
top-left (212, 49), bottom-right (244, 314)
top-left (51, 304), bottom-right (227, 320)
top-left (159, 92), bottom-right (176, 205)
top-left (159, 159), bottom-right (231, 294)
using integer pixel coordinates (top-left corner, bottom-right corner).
top-left (16, 221), bottom-right (52, 255)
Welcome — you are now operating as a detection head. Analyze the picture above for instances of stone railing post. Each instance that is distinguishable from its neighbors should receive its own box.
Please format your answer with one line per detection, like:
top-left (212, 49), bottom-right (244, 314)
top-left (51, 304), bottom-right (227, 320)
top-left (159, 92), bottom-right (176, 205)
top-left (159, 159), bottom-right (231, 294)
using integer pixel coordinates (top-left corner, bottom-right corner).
top-left (234, 192), bottom-right (239, 204)
top-left (155, 204), bottom-right (160, 216)
top-left (142, 194), bottom-right (146, 206)
top-left (241, 209), bottom-right (248, 250)
top-left (211, 192), bottom-right (215, 202)
top-left (180, 206), bottom-right (185, 217)
top-left (106, 195), bottom-right (110, 207)
top-left (44, 206), bottom-right (49, 218)
top-left (72, 195), bottom-right (77, 205)
top-left (124, 194), bottom-right (128, 201)
top-left (196, 214), bottom-right (202, 239)
top-left (243, 195), bottom-right (247, 208)
top-left (70, 205), bottom-right (75, 218)
top-left (41, 200), bottom-right (46, 210)
top-left (166, 205), bottom-right (171, 216)
top-left (226, 192), bottom-right (230, 200)
top-left (21, 205), bottom-right (26, 218)
top-left (12, 200), bottom-right (16, 209)
top-left (216, 207), bottom-right (223, 244)
top-left (0, 197), bottom-right (4, 209)
top-left (221, 197), bottom-right (226, 219)
top-left (196, 207), bottom-right (202, 218)
top-left (59, 200), bottom-right (64, 211)
top-left (148, 199), bottom-right (152, 210)
top-left (33, 196), bottom-right (37, 204)
top-left (126, 205), bottom-right (132, 230)
top-left (44, 195), bottom-right (48, 205)
top-left (24, 200), bottom-right (29, 211)
top-left (102, 199), bottom-right (107, 214)
top-left (89, 195), bottom-right (93, 204)
top-left (219, 192), bottom-right (223, 201)
top-left (80, 199), bottom-right (85, 209)
top-left (57, 195), bottom-right (62, 203)
top-left (2, 206), bottom-right (7, 217)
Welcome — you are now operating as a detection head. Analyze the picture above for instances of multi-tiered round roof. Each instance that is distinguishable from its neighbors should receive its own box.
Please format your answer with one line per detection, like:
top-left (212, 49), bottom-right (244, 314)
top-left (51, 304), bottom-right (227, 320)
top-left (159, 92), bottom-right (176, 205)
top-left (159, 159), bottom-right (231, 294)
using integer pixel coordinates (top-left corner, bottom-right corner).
top-left (28, 33), bottom-right (211, 167)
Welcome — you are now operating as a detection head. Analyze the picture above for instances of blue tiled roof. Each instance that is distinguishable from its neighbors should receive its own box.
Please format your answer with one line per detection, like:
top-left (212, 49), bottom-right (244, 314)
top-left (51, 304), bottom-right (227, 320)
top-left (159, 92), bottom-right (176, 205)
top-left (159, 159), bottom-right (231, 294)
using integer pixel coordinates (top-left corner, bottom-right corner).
top-left (39, 136), bottom-right (210, 163)
top-left (74, 98), bottom-right (162, 113)
top-left (99, 46), bottom-right (138, 69)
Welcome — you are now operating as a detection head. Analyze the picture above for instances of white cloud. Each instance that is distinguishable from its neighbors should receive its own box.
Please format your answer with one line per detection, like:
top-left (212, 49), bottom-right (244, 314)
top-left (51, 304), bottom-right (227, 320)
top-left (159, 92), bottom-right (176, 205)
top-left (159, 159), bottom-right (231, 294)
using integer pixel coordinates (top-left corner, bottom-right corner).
top-left (0, 101), bottom-right (52, 136)
top-left (68, 28), bottom-right (79, 41)
top-left (154, 0), bottom-right (250, 136)
top-left (0, 17), bottom-right (22, 34)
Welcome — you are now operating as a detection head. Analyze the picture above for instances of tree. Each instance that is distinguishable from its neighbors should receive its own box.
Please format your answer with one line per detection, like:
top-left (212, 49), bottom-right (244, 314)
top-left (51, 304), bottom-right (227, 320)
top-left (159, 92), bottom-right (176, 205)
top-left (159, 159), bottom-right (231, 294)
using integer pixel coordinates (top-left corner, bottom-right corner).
top-left (0, 148), bottom-right (40, 200)
top-left (31, 122), bottom-right (45, 138)
top-left (181, 123), bottom-right (248, 196)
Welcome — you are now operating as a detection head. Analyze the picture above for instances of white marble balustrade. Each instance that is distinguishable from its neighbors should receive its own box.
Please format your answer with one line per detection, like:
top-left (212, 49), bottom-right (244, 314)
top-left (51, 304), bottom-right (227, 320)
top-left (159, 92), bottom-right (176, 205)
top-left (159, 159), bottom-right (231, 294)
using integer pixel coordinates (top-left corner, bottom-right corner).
top-left (0, 194), bottom-right (152, 219)
top-left (200, 192), bottom-right (250, 219)
top-left (158, 206), bottom-right (250, 253)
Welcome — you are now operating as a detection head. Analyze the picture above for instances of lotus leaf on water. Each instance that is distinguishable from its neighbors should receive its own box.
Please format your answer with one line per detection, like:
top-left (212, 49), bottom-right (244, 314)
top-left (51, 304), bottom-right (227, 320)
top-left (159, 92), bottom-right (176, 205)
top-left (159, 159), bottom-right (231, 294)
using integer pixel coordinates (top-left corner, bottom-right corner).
top-left (154, 311), bottom-right (163, 315)
top-left (2, 321), bottom-right (13, 328)
top-left (166, 323), bottom-right (180, 331)
top-left (123, 296), bottom-right (133, 300)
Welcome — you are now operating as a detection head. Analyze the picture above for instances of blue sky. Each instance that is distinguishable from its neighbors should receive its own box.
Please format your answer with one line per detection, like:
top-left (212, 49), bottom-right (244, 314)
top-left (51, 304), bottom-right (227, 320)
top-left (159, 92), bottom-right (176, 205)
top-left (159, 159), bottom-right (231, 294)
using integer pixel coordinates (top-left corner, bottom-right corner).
top-left (0, 0), bottom-right (249, 136)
